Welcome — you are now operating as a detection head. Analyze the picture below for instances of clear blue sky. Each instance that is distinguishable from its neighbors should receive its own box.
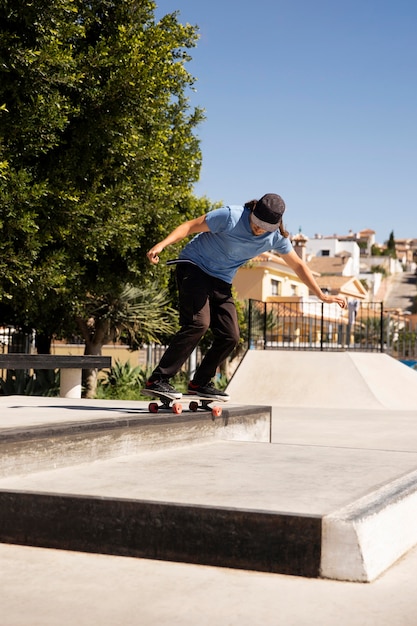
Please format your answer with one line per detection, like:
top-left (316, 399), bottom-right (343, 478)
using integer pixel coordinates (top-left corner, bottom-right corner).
top-left (155, 0), bottom-right (416, 243)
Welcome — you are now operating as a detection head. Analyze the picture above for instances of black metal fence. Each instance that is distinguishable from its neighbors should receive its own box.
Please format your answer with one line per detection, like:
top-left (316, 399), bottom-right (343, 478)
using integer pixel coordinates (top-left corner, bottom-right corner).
top-left (247, 299), bottom-right (417, 359)
top-left (1, 300), bottom-right (416, 381)
top-left (0, 327), bottom-right (34, 354)
top-left (0, 327), bottom-right (35, 377)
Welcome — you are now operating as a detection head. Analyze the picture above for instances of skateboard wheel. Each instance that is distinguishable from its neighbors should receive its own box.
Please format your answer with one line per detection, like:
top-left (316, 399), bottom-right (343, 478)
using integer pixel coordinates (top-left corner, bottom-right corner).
top-left (189, 401), bottom-right (199, 412)
top-left (211, 406), bottom-right (222, 418)
top-left (149, 402), bottom-right (159, 413)
top-left (172, 402), bottom-right (183, 415)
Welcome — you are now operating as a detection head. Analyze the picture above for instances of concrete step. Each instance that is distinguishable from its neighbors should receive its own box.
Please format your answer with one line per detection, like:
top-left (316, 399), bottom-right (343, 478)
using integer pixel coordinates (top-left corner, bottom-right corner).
top-left (0, 399), bottom-right (271, 478)
top-left (1, 430), bottom-right (417, 582)
top-left (0, 485), bottom-right (321, 578)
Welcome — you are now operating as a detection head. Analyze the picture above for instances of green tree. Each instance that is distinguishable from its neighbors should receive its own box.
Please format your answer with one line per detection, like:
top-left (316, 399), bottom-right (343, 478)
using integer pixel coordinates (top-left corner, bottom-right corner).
top-left (0, 0), bottom-right (209, 393)
top-left (386, 231), bottom-right (397, 258)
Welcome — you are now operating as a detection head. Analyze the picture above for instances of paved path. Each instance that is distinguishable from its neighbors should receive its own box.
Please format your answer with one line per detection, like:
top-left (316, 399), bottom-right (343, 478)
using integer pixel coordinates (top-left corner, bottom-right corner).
top-left (384, 271), bottom-right (417, 311)
top-left (2, 538), bottom-right (417, 626)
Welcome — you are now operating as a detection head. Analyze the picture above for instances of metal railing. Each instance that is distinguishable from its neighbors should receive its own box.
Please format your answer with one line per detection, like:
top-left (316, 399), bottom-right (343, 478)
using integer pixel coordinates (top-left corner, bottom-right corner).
top-left (0, 327), bottom-right (35, 355)
top-left (246, 299), bottom-right (417, 359)
top-left (1, 301), bottom-right (416, 383)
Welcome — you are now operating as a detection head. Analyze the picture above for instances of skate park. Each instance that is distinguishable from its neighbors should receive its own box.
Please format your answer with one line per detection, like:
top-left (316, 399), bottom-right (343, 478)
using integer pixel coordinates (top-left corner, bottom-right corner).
top-left (1, 350), bottom-right (417, 624)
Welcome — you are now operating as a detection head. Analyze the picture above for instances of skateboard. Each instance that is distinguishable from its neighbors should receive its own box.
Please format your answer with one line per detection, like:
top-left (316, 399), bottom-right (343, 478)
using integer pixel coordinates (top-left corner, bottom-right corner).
top-left (141, 389), bottom-right (228, 417)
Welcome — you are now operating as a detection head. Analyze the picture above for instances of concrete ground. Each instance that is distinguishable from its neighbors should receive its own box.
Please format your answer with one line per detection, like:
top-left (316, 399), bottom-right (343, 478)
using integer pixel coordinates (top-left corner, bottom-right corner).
top-left (2, 352), bottom-right (417, 624)
top-left (2, 538), bottom-right (417, 626)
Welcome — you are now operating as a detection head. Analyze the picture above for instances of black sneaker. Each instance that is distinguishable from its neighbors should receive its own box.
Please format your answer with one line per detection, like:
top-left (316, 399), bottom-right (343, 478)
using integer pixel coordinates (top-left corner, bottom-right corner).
top-left (188, 381), bottom-right (230, 400)
top-left (145, 379), bottom-right (182, 400)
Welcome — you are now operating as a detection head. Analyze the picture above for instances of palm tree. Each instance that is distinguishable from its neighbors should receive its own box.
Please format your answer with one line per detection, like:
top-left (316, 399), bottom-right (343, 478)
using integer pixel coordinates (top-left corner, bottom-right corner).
top-left (76, 284), bottom-right (178, 397)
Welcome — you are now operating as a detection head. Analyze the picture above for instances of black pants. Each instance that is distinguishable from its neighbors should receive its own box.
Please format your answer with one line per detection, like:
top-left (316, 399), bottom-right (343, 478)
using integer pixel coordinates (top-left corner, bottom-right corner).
top-left (150, 263), bottom-right (240, 384)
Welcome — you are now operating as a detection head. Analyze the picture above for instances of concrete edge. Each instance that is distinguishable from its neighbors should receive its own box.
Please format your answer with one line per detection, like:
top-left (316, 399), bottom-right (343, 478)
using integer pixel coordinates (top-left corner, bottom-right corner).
top-left (321, 468), bottom-right (417, 582)
top-left (0, 406), bottom-right (271, 478)
top-left (0, 490), bottom-right (321, 578)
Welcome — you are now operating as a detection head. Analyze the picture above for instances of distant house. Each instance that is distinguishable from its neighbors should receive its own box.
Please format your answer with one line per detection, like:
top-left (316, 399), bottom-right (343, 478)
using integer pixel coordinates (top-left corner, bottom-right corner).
top-left (356, 228), bottom-right (376, 256)
top-left (232, 239), bottom-right (369, 349)
top-left (304, 234), bottom-right (361, 275)
top-left (233, 251), bottom-right (310, 302)
top-left (313, 275), bottom-right (367, 300)
top-left (307, 253), bottom-right (354, 278)
top-left (394, 238), bottom-right (416, 269)
top-left (233, 249), bottom-right (367, 304)
top-left (306, 256), bottom-right (367, 301)
top-left (295, 231), bottom-right (367, 301)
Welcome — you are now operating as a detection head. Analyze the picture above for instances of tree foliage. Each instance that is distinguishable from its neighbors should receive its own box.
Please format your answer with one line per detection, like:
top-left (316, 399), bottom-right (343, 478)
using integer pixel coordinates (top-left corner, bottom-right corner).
top-left (76, 283), bottom-right (179, 353)
top-left (0, 0), bottom-right (208, 348)
top-left (386, 231), bottom-right (397, 258)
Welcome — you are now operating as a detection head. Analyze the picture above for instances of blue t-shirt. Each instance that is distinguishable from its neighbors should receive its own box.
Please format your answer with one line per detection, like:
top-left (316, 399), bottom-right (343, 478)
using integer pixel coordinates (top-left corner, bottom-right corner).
top-left (178, 205), bottom-right (293, 283)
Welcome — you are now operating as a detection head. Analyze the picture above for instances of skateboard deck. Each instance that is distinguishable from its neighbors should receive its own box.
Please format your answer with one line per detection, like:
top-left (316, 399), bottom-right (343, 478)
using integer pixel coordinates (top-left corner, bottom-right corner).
top-left (141, 389), bottom-right (228, 417)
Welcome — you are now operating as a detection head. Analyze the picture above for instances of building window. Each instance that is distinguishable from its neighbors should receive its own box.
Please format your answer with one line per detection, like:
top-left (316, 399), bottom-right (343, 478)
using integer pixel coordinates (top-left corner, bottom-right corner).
top-left (321, 250), bottom-right (330, 256)
top-left (290, 284), bottom-right (298, 296)
top-left (271, 279), bottom-right (281, 296)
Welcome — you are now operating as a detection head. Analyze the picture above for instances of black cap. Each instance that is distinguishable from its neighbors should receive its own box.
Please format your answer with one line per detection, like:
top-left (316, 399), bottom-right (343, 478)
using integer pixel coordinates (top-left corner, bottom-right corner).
top-left (252, 193), bottom-right (286, 232)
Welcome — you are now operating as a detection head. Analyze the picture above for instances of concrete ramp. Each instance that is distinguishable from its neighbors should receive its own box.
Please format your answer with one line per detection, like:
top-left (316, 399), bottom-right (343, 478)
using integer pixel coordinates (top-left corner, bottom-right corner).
top-left (226, 351), bottom-right (417, 410)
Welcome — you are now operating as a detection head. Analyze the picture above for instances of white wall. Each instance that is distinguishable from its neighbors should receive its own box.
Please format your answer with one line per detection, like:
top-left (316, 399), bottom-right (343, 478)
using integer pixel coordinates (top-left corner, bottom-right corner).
top-left (306, 237), bottom-right (361, 275)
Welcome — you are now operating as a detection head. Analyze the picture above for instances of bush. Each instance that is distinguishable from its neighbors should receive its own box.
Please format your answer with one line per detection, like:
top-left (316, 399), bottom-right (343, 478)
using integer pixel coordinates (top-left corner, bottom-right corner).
top-left (95, 361), bottom-right (215, 400)
top-left (0, 369), bottom-right (60, 396)
top-left (95, 360), bottom-right (148, 400)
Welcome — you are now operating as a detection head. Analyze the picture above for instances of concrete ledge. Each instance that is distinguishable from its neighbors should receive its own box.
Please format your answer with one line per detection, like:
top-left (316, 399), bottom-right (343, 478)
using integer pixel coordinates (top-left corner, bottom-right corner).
top-left (0, 405), bottom-right (271, 478)
top-left (321, 468), bottom-right (417, 582)
top-left (0, 490), bottom-right (321, 578)
top-left (2, 437), bottom-right (416, 583)
top-left (3, 471), bottom-right (417, 581)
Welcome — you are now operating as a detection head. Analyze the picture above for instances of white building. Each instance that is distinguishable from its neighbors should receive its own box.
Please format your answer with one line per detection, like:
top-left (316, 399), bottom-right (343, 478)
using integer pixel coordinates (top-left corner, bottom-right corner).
top-left (304, 235), bottom-right (361, 276)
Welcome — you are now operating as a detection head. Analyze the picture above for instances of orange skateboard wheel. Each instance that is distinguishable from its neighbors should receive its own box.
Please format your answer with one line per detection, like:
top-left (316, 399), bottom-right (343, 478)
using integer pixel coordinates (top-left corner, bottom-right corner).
top-left (211, 405), bottom-right (222, 418)
top-left (172, 402), bottom-right (183, 414)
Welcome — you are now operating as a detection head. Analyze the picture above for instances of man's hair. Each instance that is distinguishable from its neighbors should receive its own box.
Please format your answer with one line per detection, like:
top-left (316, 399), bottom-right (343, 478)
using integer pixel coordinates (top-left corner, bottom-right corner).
top-left (244, 199), bottom-right (289, 238)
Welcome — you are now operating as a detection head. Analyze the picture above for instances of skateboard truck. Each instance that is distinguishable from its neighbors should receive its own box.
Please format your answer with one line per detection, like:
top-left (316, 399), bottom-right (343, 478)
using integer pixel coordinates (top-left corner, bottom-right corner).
top-left (141, 389), bottom-right (183, 414)
top-left (148, 396), bottom-right (182, 415)
top-left (148, 398), bottom-right (183, 415)
top-left (188, 398), bottom-right (223, 417)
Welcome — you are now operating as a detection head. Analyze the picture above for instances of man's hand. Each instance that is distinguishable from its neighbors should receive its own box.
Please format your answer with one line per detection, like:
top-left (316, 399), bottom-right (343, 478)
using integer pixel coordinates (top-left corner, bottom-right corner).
top-left (147, 244), bottom-right (163, 265)
top-left (322, 294), bottom-right (347, 309)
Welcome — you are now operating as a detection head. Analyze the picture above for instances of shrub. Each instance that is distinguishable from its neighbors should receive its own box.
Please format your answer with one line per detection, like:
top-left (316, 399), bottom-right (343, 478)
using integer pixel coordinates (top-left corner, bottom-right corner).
top-left (0, 369), bottom-right (60, 396)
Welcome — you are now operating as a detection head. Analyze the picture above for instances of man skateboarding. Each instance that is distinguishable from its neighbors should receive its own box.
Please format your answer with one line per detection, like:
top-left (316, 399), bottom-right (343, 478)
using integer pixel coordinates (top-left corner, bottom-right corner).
top-left (145, 193), bottom-right (347, 399)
